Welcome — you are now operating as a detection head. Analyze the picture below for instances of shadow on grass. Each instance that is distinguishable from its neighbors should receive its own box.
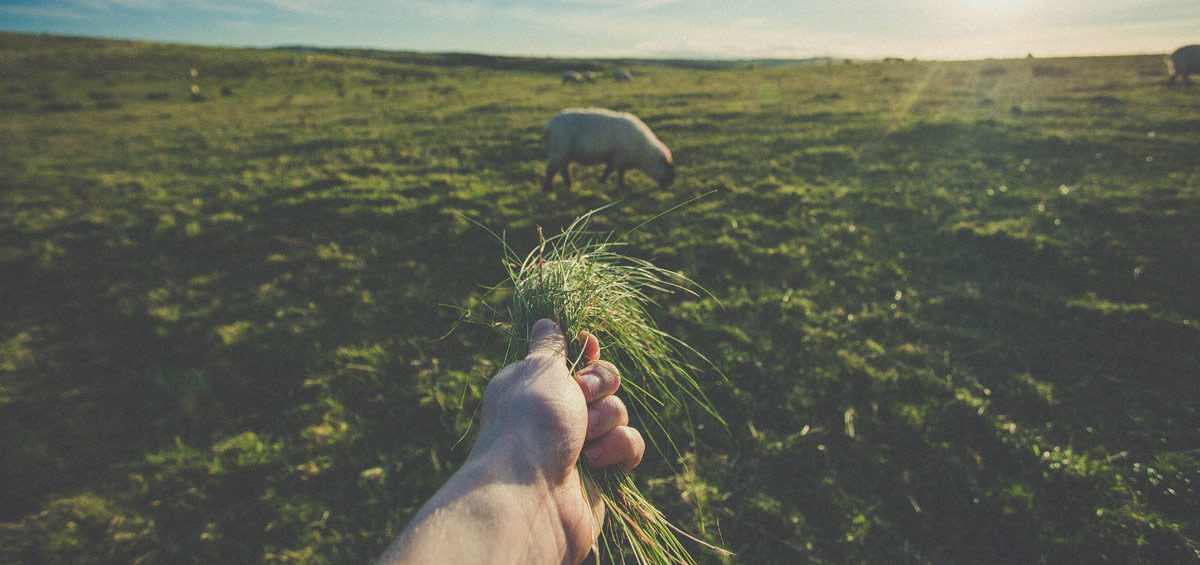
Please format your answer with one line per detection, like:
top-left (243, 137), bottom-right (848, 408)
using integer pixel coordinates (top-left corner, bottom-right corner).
top-left (0, 175), bottom-right (546, 560)
top-left (648, 159), bottom-right (1200, 562)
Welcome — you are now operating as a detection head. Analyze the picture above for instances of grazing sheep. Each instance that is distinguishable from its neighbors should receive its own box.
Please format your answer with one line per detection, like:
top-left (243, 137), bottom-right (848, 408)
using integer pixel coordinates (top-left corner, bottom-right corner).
top-left (542, 108), bottom-right (674, 192)
top-left (561, 71), bottom-right (584, 84)
top-left (1167, 45), bottom-right (1200, 86)
top-left (611, 69), bottom-right (633, 82)
top-left (583, 71), bottom-right (597, 83)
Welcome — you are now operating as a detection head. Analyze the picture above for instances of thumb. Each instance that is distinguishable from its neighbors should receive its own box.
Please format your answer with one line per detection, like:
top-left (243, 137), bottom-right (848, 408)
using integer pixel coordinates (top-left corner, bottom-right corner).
top-left (527, 318), bottom-right (567, 362)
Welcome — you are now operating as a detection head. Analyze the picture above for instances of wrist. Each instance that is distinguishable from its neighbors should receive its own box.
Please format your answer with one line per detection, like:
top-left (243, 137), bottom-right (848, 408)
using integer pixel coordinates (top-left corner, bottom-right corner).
top-left (468, 421), bottom-right (569, 489)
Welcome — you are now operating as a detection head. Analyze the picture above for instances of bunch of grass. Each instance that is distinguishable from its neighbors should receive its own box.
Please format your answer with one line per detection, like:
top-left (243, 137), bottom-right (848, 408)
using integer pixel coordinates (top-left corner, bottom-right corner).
top-left (464, 204), bottom-right (729, 564)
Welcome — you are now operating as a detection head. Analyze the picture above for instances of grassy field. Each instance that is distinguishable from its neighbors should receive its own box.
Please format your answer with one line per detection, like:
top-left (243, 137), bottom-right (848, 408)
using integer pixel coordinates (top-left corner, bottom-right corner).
top-left (1, 32), bottom-right (1198, 563)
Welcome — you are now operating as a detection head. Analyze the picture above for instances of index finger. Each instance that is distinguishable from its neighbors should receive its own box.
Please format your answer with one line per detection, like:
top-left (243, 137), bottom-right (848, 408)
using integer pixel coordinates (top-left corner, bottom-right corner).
top-left (578, 330), bottom-right (600, 364)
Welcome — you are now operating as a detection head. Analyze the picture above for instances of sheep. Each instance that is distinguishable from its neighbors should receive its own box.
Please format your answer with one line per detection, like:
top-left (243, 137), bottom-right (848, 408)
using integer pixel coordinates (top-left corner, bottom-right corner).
top-left (583, 71), bottom-right (597, 83)
top-left (542, 108), bottom-right (674, 192)
top-left (561, 71), bottom-right (584, 84)
top-left (1167, 45), bottom-right (1200, 86)
top-left (611, 69), bottom-right (633, 82)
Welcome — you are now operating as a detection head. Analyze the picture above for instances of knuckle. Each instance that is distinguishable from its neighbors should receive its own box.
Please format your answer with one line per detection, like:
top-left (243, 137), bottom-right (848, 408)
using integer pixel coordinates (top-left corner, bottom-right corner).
top-left (593, 359), bottom-right (619, 375)
top-left (608, 396), bottom-right (629, 426)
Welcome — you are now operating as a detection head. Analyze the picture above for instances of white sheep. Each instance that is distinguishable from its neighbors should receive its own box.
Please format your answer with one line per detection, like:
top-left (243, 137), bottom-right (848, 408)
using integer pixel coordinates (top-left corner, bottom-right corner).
top-left (583, 71), bottom-right (597, 83)
top-left (611, 69), bottom-right (633, 82)
top-left (542, 108), bottom-right (674, 192)
top-left (1167, 45), bottom-right (1200, 86)
top-left (561, 71), bottom-right (584, 84)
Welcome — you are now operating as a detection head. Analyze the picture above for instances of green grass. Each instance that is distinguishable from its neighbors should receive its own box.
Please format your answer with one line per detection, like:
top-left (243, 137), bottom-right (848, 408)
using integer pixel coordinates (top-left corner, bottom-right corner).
top-left (1, 32), bottom-right (1198, 563)
top-left (463, 205), bottom-right (729, 563)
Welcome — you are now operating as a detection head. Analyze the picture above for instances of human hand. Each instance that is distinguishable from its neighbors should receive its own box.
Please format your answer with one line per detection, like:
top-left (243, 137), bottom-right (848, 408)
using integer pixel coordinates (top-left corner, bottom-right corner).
top-left (379, 318), bottom-right (645, 565)
top-left (474, 318), bottom-right (645, 561)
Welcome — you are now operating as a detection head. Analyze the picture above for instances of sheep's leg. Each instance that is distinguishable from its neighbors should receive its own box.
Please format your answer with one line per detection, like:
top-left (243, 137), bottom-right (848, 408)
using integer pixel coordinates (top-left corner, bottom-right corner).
top-left (600, 162), bottom-right (614, 182)
top-left (542, 163), bottom-right (557, 191)
top-left (616, 168), bottom-right (627, 189)
top-left (562, 163), bottom-right (573, 187)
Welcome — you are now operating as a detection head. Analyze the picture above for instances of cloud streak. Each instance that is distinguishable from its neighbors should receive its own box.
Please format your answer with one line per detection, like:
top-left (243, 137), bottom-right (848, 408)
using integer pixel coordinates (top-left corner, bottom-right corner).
top-left (549, 0), bottom-right (683, 9)
top-left (0, 4), bottom-right (103, 20)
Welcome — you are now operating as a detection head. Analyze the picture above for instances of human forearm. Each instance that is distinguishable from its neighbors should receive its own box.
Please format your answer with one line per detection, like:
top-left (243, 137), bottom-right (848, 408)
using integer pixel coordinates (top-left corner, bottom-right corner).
top-left (377, 446), bottom-right (568, 564)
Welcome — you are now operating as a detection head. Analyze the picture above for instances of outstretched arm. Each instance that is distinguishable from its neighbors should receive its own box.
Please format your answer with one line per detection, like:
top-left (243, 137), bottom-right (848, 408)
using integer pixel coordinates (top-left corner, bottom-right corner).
top-left (378, 319), bottom-right (644, 564)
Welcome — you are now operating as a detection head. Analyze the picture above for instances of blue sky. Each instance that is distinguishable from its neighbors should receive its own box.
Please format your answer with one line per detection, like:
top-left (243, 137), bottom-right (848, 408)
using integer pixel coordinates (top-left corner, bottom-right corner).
top-left (2, 0), bottom-right (1197, 60)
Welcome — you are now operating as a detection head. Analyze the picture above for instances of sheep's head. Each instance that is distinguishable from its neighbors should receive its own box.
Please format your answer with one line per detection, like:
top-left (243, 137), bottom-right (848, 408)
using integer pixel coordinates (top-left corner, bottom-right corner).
top-left (659, 161), bottom-right (676, 189)
top-left (651, 149), bottom-right (675, 189)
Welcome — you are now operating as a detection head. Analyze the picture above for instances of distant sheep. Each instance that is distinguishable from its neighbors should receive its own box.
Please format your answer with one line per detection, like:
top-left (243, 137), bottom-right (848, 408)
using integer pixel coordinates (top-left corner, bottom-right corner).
top-left (561, 71), bottom-right (584, 84)
top-left (611, 69), bottom-right (633, 82)
top-left (1167, 45), bottom-right (1200, 86)
top-left (542, 108), bottom-right (674, 192)
top-left (583, 71), bottom-right (597, 83)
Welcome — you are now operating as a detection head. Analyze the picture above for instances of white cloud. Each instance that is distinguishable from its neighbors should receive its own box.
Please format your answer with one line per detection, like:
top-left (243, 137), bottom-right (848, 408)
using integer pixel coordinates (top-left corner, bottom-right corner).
top-left (550, 0), bottom-right (683, 9)
top-left (248, 0), bottom-right (335, 16)
top-left (630, 0), bottom-right (684, 9)
top-left (404, 0), bottom-right (489, 21)
top-left (64, 0), bottom-right (167, 11)
top-left (244, 0), bottom-right (491, 21)
top-left (190, 1), bottom-right (259, 15)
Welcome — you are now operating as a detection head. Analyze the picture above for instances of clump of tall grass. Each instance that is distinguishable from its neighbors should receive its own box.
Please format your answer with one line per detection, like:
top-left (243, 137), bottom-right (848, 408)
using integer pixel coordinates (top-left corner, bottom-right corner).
top-left (462, 203), bottom-right (729, 564)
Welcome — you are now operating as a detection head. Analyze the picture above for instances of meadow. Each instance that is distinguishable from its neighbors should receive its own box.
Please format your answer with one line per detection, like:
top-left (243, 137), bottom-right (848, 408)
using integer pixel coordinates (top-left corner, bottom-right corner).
top-left (1, 32), bottom-right (1198, 563)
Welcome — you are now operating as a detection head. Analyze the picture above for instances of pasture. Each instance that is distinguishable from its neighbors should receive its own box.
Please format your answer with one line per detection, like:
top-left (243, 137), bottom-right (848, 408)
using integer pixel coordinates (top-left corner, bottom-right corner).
top-left (1, 33), bottom-right (1198, 562)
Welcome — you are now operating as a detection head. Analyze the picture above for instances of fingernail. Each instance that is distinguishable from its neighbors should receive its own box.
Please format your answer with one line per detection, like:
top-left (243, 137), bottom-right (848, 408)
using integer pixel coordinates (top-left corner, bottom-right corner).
top-left (580, 371), bottom-right (601, 397)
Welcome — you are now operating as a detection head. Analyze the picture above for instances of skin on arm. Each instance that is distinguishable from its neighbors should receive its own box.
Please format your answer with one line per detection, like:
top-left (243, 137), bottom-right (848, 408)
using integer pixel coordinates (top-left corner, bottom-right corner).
top-left (377, 319), bottom-right (645, 565)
